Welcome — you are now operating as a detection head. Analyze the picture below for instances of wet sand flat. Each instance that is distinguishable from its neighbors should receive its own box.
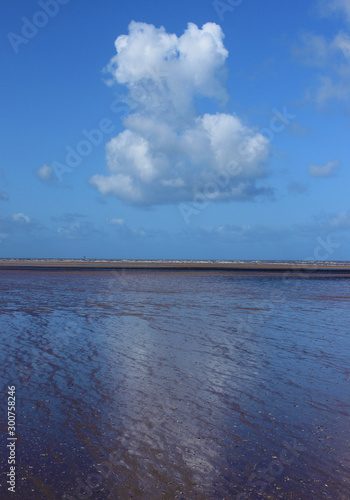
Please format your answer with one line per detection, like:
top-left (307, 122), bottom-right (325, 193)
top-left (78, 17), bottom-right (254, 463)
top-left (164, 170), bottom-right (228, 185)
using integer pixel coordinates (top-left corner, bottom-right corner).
top-left (0, 269), bottom-right (350, 498)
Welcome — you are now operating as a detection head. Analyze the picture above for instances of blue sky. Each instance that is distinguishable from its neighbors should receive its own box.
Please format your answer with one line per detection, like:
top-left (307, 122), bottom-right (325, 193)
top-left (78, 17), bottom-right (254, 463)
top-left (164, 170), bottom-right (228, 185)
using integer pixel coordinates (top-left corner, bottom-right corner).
top-left (1, 0), bottom-right (350, 260)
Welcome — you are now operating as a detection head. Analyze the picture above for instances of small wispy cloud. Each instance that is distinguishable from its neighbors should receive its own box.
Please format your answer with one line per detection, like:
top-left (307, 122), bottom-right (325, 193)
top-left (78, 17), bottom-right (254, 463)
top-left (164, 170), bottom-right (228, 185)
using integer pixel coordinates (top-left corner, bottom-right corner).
top-left (0, 214), bottom-right (42, 236)
top-left (50, 213), bottom-right (100, 240)
top-left (0, 192), bottom-right (9, 201)
top-left (37, 163), bottom-right (55, 182)
top-left (187, 224), bottom-right (290, 243)
top-left (308, 159), bottom-right (340, 177)
top-left (12, 213), bottom-right (31, 223)
top-left (292, 32), bottom-right (332, 68)
top-left (57, 220), bottom-right (103, 240)
top-left (296, 210), bottom-right (350, 244)
top-left (187, 209), bottom-right (350, 246)
top-left (328, 210), bottom-right (350, 228)
top-left (107, 217), bottom-right (167, 238)
top-left (106, 217), bottom-right (125, 226)
top-left (317, 0), bottom-right (350, 24)
top-left (293, 1), bottom-right (350, 105)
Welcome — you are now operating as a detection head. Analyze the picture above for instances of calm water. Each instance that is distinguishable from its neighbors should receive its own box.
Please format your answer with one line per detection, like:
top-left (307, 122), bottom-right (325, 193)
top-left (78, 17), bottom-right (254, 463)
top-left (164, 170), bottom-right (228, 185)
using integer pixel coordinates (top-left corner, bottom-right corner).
top-left (0, 270), bottom-right (349, 499)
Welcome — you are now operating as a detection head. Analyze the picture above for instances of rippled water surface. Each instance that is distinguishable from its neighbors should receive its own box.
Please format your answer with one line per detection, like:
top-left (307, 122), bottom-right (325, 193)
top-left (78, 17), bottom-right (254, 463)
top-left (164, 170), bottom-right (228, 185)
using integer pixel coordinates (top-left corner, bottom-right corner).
top-left (0, 270), bottom-right (350, 499)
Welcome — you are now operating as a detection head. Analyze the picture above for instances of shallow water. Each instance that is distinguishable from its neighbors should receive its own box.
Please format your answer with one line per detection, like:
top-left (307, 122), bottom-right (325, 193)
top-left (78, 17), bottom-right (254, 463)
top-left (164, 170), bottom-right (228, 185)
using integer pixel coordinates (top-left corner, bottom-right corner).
top-left (0, 270), bottom-right (349, 499)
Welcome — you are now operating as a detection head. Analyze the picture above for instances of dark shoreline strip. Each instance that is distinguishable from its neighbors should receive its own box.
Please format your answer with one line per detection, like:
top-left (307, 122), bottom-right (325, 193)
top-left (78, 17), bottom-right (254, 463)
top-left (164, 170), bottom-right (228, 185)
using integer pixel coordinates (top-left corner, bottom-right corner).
top-left (1, 265), bottom-right (350, 276)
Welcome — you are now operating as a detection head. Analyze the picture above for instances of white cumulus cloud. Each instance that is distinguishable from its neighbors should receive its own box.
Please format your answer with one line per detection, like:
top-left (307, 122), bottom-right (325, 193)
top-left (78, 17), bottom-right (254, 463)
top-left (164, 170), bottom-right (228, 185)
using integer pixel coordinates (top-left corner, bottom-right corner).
top-left (90, 21), bottom-right (271, 206)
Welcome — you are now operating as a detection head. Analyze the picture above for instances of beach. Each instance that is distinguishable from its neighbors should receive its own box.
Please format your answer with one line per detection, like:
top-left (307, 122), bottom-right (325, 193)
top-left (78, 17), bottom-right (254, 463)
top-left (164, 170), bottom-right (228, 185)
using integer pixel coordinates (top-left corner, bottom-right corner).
top-left (1, 259), bottom-right (350, 273)
top-left (0, 266), bottom-right (349, 498)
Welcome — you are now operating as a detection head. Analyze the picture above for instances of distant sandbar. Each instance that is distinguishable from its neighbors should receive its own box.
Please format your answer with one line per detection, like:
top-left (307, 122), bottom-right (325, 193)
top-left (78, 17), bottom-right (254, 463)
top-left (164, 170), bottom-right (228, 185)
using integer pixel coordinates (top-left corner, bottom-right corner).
top-left (0, 259), bottom-right (350, 274)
